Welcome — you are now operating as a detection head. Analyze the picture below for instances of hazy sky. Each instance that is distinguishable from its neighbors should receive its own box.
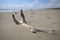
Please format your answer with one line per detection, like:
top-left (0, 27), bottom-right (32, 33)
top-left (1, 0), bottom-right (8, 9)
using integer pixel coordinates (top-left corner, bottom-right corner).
top-left (0, 0), bottom-right (60, 10)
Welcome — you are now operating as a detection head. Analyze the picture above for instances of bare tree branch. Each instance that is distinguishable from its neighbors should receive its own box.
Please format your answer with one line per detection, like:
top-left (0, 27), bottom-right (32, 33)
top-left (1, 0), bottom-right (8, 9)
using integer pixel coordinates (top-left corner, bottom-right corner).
top-left (12, 14), bottom-right (20, 25)
top-left (20, 9), bottom-right (27, 23)
top-left (12, 9), bottom-right (55, 34)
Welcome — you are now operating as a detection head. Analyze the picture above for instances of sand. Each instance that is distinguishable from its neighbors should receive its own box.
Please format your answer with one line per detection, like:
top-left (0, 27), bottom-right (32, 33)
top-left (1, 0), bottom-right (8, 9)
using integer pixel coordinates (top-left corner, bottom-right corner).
top-left (0, 9), bottom-right (60, 40)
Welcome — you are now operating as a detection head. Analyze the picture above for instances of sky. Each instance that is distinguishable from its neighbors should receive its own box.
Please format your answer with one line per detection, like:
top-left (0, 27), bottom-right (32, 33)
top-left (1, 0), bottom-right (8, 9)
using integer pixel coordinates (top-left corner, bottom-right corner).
top-left (0, 0), bottom-right (60, 10)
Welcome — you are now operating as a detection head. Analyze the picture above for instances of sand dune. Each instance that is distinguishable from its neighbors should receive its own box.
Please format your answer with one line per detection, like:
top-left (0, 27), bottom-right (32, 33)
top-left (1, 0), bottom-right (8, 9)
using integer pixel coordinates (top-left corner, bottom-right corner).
top-left (0, 9), bottom-right (60, 40)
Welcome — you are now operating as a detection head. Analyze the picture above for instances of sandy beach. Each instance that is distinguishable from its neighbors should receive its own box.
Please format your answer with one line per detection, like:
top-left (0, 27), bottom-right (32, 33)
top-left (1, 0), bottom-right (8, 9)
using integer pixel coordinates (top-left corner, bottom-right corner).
top-left (0, 9), bottom-right (60, 40)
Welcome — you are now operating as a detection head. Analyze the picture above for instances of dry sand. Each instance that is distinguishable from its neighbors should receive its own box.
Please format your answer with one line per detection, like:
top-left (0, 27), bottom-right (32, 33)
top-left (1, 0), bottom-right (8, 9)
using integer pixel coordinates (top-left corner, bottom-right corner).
top-left (0, 9), bottom-right (60, 40)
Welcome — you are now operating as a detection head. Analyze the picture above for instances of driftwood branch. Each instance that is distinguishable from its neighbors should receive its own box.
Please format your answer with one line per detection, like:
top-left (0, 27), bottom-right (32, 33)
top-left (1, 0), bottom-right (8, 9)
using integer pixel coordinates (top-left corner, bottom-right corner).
top-left (20, 9), bottom-right (27, 23)
top-left (12, 14), bottom-right (20, 25)
top-left (12, 9), bottom-right (55, 34)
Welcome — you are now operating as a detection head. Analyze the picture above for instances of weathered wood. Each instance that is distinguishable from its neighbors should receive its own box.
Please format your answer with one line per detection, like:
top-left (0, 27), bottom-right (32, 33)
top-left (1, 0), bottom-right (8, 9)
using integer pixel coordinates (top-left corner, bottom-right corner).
top-left (12, 9), bottom-right (56, 34)
top-left (20, 9), bottom-right (27, 23)
top-left (12, 14), bottom-right (20, 25)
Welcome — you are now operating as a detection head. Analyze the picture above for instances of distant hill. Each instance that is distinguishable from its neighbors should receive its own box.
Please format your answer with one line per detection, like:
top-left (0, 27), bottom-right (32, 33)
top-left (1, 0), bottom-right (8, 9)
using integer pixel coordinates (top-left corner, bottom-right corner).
top-left (46, 8), bottom-right (60, 10)
top-left (38, 8), bottom-right (60, 10)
